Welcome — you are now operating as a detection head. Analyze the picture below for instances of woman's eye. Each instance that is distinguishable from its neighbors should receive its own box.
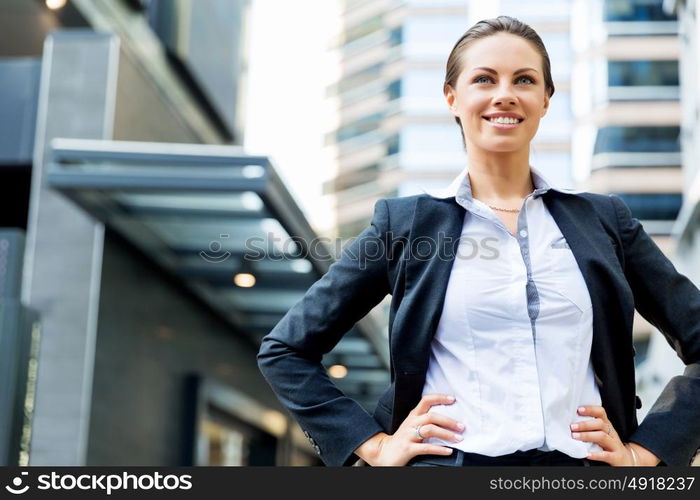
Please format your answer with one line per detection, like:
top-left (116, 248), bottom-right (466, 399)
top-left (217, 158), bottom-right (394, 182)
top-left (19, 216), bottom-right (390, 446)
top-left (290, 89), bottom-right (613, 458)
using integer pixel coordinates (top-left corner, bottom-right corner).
top-left (517, 76), bottom-right (535, 84)
top-left (474, 75), bottom-right (492, 84)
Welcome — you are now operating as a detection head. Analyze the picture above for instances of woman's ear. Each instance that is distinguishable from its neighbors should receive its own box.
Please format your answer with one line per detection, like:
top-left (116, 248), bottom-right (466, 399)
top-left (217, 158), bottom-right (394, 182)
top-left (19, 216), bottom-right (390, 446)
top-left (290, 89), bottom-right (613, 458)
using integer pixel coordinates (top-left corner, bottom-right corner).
top-left (541, 93), bottom-right (550, 117)
top-left (444, 83), bottom-right (457, 115)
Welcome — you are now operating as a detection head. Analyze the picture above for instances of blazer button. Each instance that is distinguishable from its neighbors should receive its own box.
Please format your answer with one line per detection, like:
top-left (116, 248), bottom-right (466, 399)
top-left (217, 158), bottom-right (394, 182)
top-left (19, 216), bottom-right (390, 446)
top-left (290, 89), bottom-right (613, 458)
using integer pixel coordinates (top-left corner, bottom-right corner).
top-left (314, 445), bottom-right (321, 455)
top-left (635, 395), bottom-right (642, 409)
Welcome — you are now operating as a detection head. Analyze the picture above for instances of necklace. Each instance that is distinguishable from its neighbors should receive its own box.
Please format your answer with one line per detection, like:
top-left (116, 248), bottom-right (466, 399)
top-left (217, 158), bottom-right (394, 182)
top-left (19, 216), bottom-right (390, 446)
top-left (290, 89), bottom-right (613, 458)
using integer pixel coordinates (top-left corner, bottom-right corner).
top-left (487, 204), bottom-right (520, 213)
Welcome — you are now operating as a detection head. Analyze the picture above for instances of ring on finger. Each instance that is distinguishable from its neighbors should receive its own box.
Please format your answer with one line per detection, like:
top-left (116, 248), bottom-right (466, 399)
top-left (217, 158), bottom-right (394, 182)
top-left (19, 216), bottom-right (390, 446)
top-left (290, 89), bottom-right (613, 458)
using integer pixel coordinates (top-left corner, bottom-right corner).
top-left (414, 424), bottom-right (426, 440)
top-left (606, 424), bottom-right (612, 436)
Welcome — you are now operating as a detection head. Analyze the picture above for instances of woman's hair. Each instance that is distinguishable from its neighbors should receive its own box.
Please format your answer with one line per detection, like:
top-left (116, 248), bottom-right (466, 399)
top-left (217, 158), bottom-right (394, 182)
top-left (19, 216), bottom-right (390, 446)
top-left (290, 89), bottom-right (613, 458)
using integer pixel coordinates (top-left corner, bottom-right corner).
top-left (444, 15), bottom-right (555, 149)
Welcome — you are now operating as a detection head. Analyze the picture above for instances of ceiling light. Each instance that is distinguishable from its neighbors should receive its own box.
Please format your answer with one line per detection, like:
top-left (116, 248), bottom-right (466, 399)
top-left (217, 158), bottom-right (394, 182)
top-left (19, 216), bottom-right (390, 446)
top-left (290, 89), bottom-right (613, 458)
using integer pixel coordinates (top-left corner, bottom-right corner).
top-left (46, 0), bottom-right (67, 10)
top-left (233, 273), bottom-right (256, 288)
top-left (328, 365), bottom-right (348, 379)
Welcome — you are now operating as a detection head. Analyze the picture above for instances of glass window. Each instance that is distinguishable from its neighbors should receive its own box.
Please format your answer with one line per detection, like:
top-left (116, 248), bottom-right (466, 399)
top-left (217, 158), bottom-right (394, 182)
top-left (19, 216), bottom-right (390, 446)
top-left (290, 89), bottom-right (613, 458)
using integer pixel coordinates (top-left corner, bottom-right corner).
top-left (612, 193), bottom-right (681, 220)
top-left (536, 91), bottom-right (573, 141)
top-left (401, 70), bottom-right (443, 98)
top-left (604, 0), bottom-right (676, 22)
top-left (402, 17), bottom-right (470, 58)
top-left (529, 152), bottom-right (574, 189)
top-left (397, 124), bottom-right (465, 170)
top-left (388, 79), bottom-right (401, 100)
top-left (594, 126), bottom-right (680, 153)
top-left (499, 0), bottom-right (571, 23)
top-left (334, 112), bottom-right (383, 143)
top-left (329, 164), bottom-right (380, 192)
top-left (539, 32), bottom-right (572, 81)
top-left (335, 63), bottom-right (383, 94)
top-left (389, 27), bottom-right (402, 47)
top-left (344, 14), bottom-right (383, 45)
top-left (608, 60), bottom-right (678, 86)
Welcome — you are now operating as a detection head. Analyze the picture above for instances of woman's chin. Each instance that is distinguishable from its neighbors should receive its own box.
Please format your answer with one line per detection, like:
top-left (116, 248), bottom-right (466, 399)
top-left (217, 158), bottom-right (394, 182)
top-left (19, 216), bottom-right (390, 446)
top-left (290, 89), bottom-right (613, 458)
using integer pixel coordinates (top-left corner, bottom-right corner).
top-left (478, 144), bottom-right (528, 154)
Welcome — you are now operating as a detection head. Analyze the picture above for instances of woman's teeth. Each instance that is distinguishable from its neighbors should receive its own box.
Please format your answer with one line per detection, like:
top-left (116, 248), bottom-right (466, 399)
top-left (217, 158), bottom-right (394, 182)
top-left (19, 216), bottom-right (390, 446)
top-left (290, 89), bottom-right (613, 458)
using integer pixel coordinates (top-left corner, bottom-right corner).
top-left (488, 117), bottom-right (521, 124)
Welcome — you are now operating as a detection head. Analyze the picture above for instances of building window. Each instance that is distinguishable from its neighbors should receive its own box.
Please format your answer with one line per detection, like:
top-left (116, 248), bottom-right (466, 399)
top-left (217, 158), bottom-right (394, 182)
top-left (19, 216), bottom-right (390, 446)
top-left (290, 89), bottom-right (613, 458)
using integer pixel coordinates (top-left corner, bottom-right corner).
top-left (334, 63), bottom-right (383, 95)
top-left (604, 0), bottom-right (676, 22)
top-left (612, 193), bottom-right (682, 220)
top-left (387, 134), bottom-right (399, 156)
top-left (387, 79), bottom-right (401, 101)
top-left (594, 126), bottom-right (680, 154)
top-left (334, 113), bottom-right (383, 143)
top-left (389, 27), bottom-right (402, 47)
top-left (608, 60), bottom-right (678, 86)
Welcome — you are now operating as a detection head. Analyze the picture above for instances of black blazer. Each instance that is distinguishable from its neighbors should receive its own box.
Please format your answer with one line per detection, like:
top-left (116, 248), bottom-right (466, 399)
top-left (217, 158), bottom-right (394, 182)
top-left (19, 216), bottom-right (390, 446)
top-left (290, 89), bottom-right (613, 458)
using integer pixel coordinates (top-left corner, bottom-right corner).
top-left (257, 190), bottom-right (700, 466)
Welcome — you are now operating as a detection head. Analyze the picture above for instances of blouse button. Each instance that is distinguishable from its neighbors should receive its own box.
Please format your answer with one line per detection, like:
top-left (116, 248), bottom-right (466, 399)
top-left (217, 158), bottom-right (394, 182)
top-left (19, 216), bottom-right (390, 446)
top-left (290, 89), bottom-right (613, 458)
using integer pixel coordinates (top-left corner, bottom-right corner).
top-left (519, 229), bottom-right (528, 238)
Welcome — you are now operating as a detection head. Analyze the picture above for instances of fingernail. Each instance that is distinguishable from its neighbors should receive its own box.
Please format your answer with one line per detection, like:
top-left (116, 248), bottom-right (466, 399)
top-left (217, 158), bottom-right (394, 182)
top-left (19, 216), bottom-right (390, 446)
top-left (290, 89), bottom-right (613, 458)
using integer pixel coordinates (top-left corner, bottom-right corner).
top-left (448, 395), bottom-right (456, 402)
top-left (578, 406), bottom-right (586, 413)
top-left (570, 423), bottom-right (579, 431)
top-left (572, 432), bottom-right (581, 439)
top-left (457, 422), bottom-right (465, 431)
top-left (453, 434), bottom-right (463, 442)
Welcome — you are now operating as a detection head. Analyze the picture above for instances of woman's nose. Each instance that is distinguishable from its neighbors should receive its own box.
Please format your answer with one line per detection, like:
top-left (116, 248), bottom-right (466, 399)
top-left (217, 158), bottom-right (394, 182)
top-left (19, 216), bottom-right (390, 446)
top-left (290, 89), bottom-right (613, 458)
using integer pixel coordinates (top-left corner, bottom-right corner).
top-left (493, 84), bottom-right (517, 105)
top-left (494, 93), bottom-right (517, 105)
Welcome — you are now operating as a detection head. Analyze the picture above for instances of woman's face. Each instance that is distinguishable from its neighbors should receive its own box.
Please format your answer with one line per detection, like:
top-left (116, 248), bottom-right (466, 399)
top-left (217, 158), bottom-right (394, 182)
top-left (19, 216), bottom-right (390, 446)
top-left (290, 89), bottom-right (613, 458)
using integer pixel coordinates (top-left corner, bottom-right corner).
top-left (445, 33), bottom-right (550, 154)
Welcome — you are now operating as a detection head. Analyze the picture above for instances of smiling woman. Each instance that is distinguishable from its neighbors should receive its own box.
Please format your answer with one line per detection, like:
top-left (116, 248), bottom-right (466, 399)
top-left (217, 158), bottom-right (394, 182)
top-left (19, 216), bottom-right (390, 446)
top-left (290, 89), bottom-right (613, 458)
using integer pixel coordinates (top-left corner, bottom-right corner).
top-left (257, 15), bottom-right (700, 468)
top-left (445, 36), bottom-right (551, 158)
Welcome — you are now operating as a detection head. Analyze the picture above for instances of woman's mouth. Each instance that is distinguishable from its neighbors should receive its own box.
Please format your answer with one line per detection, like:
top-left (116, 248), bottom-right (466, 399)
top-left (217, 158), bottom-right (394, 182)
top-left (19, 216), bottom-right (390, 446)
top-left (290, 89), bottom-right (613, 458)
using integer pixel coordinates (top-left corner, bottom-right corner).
top-left (482, 116), bottom-right (524, 130)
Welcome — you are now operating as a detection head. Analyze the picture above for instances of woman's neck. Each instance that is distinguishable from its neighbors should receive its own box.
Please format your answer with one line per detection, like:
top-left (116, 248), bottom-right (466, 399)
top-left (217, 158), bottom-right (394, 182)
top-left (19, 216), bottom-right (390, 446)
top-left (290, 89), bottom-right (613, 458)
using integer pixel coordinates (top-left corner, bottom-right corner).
top-left (466, 151), bottom-right (535, 202)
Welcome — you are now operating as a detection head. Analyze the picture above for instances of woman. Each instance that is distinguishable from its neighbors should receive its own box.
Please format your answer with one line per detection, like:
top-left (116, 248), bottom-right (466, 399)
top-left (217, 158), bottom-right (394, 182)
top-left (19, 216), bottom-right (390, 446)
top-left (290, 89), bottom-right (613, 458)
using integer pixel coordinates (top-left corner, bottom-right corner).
top-left (257, 16), bottom-right (700, 467)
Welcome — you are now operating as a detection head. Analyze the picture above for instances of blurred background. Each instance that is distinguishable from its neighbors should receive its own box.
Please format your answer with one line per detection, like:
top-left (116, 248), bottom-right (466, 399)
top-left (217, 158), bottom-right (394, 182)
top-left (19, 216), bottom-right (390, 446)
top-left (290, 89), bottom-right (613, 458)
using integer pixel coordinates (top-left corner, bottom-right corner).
top-left (0, 0), bottom-right (698, 466)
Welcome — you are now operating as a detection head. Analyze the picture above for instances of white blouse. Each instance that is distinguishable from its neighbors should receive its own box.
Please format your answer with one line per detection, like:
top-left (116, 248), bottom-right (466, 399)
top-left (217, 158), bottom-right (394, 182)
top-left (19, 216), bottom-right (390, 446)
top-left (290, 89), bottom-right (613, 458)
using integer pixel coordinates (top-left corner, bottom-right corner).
top-left (420, 166), bottom-right (604, 458)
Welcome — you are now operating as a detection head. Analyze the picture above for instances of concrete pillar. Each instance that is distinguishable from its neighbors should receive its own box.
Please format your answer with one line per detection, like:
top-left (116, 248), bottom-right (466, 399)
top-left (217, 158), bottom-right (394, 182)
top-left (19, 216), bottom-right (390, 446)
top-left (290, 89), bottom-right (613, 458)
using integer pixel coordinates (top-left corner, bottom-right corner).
top-left (22, 30), bottom-right (119, 465)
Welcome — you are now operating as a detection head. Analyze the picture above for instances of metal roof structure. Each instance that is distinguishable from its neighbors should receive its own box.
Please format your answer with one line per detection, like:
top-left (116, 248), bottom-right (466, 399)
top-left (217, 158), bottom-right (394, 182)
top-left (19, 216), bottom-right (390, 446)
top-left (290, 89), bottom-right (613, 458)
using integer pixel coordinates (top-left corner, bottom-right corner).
top-left (46, 138), bottom-right (389, 410)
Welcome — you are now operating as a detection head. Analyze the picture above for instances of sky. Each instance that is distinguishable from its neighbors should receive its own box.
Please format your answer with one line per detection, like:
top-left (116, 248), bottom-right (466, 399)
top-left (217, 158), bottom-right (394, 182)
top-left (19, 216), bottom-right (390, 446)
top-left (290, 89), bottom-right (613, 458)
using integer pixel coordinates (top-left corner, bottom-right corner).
top-left (244, 0), bottom-right (342, 234)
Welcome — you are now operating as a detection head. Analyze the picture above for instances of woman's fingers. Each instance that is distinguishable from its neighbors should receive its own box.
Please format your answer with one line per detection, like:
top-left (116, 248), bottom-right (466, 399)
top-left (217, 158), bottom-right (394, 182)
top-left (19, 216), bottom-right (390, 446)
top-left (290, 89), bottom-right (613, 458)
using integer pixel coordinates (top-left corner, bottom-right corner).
top-left (586, 450), bottom-right (614, 463)
top-left (419, 411), bottom-right (466, 434)
top-left (569, 417), bottom-right (605, 432)
top-left (410, 394), bottom-right (456, 416)
top-left (572, 405), bottom-right (632, 465)
top-left (410, 443), bottom-right (455, 456)
top-left (571, 430), bottom-right (615, 447)
top-left (414, 423), bottom-right (463, 443)
top-left (577, 405), bottom-right (608, 421)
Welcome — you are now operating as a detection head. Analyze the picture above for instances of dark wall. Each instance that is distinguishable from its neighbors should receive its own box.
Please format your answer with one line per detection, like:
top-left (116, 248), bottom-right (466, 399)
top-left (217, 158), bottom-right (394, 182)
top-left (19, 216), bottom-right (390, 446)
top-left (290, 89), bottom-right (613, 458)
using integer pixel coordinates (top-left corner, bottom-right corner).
top-left (0, 166), bottom-right (31, 230)
top-left (87, 229), bottom-right (282, 465)
top-left (0, 0), bottom-right (88, 57)
top-left (112, 47), bottom-right (201, 143)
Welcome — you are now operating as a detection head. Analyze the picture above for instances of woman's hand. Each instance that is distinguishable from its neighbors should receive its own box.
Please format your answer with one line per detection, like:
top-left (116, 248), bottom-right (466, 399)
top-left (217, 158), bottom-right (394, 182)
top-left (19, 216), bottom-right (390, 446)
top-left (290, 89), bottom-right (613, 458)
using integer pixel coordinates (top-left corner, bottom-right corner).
top-left (366, 393), bottom-right (465, 466)
top-left (571, 405), bottom-right (659, 466)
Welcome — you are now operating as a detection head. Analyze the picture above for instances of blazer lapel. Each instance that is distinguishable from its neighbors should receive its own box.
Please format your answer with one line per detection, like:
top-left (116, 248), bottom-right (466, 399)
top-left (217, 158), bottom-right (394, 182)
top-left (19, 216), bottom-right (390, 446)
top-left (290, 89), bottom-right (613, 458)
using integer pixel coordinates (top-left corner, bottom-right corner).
top-left (390, 196), bottom-right (464, 427)
top-left (542, 190), bottom-right (637, 436)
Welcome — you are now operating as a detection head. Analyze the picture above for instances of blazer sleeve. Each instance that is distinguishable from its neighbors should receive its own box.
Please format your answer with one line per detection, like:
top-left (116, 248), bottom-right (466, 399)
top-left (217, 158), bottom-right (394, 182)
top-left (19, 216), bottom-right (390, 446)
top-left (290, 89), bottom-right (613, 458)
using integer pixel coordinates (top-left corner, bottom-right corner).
top-left (257, 198), bottom-right (391, 466)
top-left (609, 194), bottom-right (700, 466)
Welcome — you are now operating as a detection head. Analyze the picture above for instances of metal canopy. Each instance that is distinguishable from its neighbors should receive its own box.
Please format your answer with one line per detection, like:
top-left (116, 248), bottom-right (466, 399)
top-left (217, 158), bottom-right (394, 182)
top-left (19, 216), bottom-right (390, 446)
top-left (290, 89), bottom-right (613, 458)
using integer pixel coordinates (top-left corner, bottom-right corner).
top-left (46, 138), bottom-right (389, 410)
